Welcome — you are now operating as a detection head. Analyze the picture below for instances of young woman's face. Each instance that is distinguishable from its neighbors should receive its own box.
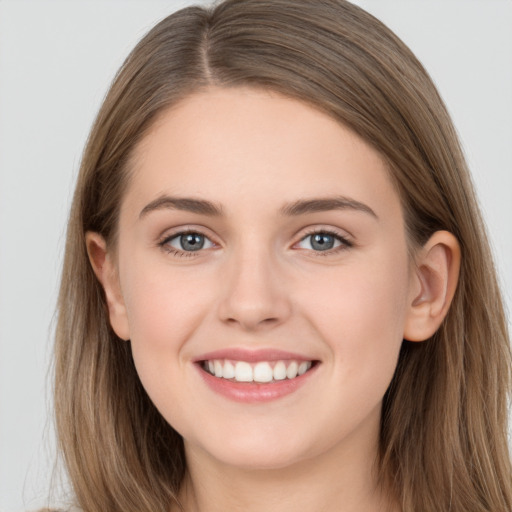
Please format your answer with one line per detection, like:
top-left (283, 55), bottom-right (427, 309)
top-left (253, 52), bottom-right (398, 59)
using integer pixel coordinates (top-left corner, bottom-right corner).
top-left (111, 87), bottom-right (418, 471)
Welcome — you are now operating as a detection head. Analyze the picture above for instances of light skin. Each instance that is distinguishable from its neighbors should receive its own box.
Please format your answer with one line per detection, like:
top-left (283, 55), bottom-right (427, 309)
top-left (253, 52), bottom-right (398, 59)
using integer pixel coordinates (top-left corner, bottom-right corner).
top-left (87, 87), bottom-right (460, 512)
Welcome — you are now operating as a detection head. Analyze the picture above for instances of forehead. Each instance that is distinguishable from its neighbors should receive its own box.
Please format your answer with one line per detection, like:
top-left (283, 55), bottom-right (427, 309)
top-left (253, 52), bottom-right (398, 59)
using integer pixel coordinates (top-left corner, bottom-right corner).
top-left (124, 87), bottom-right (401, 222)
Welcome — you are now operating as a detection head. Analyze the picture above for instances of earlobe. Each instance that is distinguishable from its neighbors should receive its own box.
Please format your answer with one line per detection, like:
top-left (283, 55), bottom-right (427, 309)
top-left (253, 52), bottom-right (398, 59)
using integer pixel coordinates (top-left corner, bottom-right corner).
top-left (403, 230), bottom-right (461, 342)
top-left (85, 232), bottom-right (130, 341)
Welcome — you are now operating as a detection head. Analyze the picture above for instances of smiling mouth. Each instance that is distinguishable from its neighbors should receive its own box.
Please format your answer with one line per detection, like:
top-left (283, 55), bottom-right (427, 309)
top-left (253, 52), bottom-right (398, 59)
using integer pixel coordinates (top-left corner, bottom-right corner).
top-left (201, 359), bottom-right (317, 383)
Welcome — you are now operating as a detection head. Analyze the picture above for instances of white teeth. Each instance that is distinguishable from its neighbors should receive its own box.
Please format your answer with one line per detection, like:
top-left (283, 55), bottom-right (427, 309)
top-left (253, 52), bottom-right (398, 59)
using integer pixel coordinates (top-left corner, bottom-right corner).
top-left (253, 362), bottom-right (273, 383)
top-left (203, 358), bottom-right (314, 382)
top-left (235, 361), bottom-right (253, 382)
top-left (214, 360), bottom-right (223, 378)
top-left (223, 360), bottom-right (235, 379)
top-left (273, 361), bottom-right (287, 380)
top-left (298, 361), bottom-right (311, 375)
top-left (286, 361), bottom-right (298, 379)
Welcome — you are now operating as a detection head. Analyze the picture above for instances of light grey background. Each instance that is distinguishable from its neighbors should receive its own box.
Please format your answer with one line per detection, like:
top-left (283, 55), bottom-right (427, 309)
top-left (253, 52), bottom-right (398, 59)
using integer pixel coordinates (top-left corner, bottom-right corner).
top-left (0, 1), bottom-right (511, 510)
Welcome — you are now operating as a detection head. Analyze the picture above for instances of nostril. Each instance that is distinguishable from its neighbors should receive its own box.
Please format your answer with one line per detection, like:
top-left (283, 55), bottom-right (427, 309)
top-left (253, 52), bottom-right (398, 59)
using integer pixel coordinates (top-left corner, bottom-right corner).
top-left (217, 260), bottom-right (293, 329)
top-left (224, 315), bottom-right (281, 330)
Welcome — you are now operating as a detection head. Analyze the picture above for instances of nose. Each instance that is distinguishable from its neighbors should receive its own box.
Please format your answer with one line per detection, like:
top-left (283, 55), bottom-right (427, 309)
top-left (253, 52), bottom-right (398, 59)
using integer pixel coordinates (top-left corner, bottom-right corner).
top-left (217, 247), bottom-right (292, 331)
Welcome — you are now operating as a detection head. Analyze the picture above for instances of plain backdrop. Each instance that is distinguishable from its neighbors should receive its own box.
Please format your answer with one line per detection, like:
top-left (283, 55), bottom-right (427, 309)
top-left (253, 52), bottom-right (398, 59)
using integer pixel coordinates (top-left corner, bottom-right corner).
top-left (0, 1), bottom-right (511, 510)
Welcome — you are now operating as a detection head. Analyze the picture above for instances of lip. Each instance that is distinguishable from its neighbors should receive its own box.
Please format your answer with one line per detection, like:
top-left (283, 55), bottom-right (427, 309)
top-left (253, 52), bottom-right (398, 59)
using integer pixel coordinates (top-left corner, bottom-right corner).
top-left (193, 347), bottom-right (315, 363)
top-left (193, 348), bottom-right (320, 403)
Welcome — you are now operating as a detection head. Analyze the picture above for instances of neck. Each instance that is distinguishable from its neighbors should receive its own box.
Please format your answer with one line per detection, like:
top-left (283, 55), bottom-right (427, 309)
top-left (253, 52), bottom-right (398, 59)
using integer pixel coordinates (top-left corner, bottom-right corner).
top-left (175, 410), bottom-right (398, 512)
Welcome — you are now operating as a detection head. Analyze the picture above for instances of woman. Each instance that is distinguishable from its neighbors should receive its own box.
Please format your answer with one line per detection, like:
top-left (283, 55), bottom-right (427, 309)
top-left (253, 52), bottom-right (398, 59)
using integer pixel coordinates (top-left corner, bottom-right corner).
top-left (54, 0), bottom-right (512, 510)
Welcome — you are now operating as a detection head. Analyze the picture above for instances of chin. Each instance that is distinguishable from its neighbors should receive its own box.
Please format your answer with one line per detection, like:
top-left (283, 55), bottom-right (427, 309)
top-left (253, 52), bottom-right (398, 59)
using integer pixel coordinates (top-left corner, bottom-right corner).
top-left (191, 431), bottom-right (316, 472)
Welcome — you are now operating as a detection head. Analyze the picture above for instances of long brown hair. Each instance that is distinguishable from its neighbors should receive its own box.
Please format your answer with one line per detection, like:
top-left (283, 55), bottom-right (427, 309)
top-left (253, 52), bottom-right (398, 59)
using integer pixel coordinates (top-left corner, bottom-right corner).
top-left (54, 1), bottom-right (512, 510)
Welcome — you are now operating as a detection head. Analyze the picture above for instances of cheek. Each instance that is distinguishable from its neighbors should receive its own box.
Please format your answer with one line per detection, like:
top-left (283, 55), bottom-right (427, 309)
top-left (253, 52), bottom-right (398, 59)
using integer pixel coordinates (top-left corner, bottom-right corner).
top-left (345, 261), bottom-right (409, 342)
top-left (120, 261), bottom-right (215, 378)
top-left (302, 250), bottom-right (410, 387)
top-left (120, 264), bottom-right (219, 429)
top-left (306, 246), bottom-right (409, 320)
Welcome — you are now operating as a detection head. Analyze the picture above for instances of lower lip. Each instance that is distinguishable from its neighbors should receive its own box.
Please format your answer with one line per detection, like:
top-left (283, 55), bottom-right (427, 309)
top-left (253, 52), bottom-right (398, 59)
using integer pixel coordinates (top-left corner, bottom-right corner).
top-left (196, 363), bottom-right (319, 403)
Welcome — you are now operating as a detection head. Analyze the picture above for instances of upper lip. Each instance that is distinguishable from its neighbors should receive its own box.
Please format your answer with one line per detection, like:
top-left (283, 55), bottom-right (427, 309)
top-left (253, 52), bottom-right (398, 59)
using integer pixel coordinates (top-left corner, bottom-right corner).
top-left (193, 348), bottom-right (317, 363)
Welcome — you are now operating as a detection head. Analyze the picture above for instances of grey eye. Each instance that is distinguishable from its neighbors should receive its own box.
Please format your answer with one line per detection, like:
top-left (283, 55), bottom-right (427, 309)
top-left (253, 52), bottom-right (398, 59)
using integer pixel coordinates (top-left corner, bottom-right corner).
top-left (297, 232), bottom-right (343, 251)
top-left (180, 233), bottom-right (204, 251)
top-left (310, 233), bottom-right (336, 250)
top-left (168, 232), bottom-right (214, 252)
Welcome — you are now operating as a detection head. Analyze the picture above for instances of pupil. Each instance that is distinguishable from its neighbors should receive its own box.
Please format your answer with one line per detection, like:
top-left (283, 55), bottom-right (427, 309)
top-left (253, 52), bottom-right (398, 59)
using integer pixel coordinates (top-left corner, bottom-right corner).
top-left (181, 233), bottom-right (204, 251)
top-left (311, 233), bottom-right (334, 251)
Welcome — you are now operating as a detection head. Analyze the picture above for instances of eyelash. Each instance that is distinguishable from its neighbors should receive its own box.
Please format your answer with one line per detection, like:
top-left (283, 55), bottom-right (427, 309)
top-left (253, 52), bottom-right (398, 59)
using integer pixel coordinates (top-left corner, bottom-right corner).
top-left (158, 228), bottom-right (353, 258)
top-left (158, 229), bottom-right (215, 258)
top-left (297, 228), bottom-right (353, 256)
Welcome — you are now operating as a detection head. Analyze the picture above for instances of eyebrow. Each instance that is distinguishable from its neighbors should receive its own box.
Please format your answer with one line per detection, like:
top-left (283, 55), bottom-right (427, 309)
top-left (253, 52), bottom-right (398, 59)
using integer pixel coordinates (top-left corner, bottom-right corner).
top-left (280, 196), bottom-right (378, 219)
top-left (139, 196), bottom-right (224, 218)
top-left (139, 194), bottom-right (377, 219)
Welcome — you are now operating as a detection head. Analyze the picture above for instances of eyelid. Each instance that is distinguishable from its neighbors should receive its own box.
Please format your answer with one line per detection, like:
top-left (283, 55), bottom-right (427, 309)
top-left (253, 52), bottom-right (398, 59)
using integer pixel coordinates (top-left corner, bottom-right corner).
top-left (155, 224), bottom-right (354, 257)
top-left (292, 226), bottom-right (354, 253)
top-left (157, 224), bottom-right (218, 243)
top-left (168, 232), bottom-right (215, 250)
top-left (157, 226), bottom-right (220, 256)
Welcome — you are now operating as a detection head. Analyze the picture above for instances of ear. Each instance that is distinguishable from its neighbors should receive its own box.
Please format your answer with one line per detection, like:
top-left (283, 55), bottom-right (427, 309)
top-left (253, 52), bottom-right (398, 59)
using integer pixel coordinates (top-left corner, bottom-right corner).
top-left (85, 232), bottom-right (130, 341)
top-left (403, 230), bottom-right (461, 342)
